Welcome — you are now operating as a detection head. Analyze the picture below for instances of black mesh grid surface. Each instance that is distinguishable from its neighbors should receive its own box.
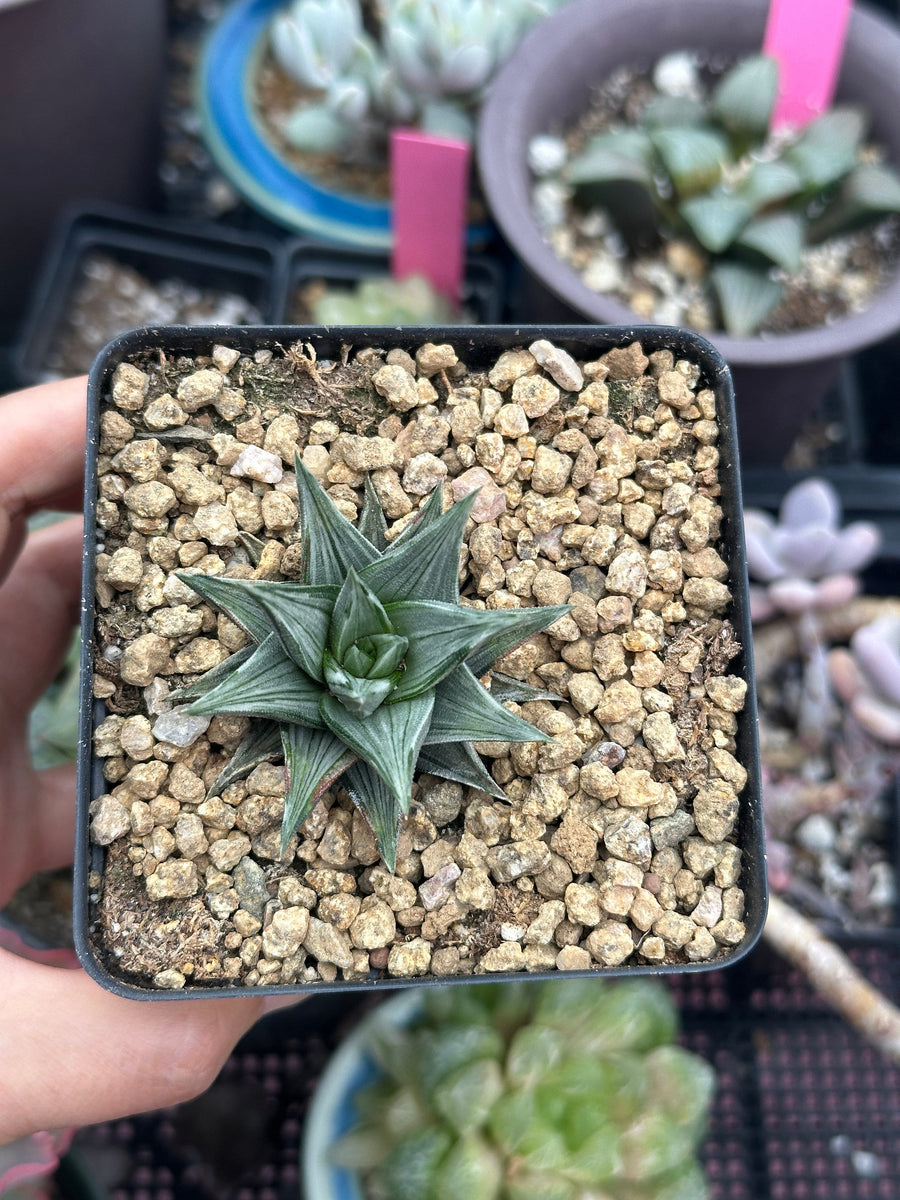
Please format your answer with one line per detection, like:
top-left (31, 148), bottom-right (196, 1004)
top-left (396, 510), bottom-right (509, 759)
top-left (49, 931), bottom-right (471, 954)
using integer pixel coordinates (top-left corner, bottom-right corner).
top-left (64, 944), bottom-right (900, 1200)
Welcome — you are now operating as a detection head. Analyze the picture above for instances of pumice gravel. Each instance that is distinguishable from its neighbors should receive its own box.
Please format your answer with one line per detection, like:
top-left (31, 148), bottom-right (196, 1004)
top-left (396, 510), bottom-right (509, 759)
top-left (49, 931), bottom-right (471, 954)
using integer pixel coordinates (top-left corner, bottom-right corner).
top-left (79, 327), bottom-right (760, 993)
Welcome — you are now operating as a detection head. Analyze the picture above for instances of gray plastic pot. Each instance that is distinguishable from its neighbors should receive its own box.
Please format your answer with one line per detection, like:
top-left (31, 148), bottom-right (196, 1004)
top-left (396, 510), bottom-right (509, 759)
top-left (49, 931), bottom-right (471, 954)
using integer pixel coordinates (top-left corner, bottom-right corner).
top-left (477, 0), bottom-right (900, 465)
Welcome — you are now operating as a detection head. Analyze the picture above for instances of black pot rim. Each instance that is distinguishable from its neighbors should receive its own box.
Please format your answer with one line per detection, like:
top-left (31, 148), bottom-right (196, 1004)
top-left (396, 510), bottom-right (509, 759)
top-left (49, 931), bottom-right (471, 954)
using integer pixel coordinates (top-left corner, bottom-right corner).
top-left (76, 322), bottom-right (767, 1000)
top-left (477, 0), bottom-right (900, 367)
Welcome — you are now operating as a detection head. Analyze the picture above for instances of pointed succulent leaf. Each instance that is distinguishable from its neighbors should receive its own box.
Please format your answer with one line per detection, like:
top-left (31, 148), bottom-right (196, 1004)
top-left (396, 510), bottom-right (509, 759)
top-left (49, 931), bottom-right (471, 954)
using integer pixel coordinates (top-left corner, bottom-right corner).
top-left (330, 568), bottom-right (395, 659)
top-left (238, 531), bottom-right (267, 566)
top-left (710, 54), bottom-right (778, 138)
top-left (374, 1128), bottom-right (454, 1200)
top-left (565, 129), bottom-right (654, 189)
top-left (280, 723), bottom-right (356, 851)
top-left (737, 159), bottom-right (804, 211)
top-left (432, 1059), bottom-right (505, 1136)
top-left (387, 600), bottom-right (563, 703)
top-left (640, 94), bottom-right (708, 129)
top-left (387, 481), bottom-right (446, 550)
top-left (810, 162), bottom-right (900, 242)
top-left (206, 720), bottom-right (283, 798)
top-left (709, 262), bottom-right (783, 336)
top-left (253, 585), bottom-right (338, 681)
top-left (175, 571), bottom-right (274, 642)
top-left (358, 474), bottom-right (389, 551)
top-left (322, 654), bottom-right (395, 717)
top-left (680, 193), bottom-right (753, 252)
top-left (343, 762), bottom-right (406, 872)
top-left (432, 1134), bottom-right (503, 1200)
top-left (466, 604), bottom-right (571, 678)
top-left (320, 690), bottom-right (433, 812)
top-left (168, 644), bottom-right (254, 703)
top-left (560, 1125), bottom-right (623, 1186)
top-left (417, 740), bottom-right (506, 798)
top-left (650, 127), bottom-right (730, 198)
top-left (294, 454), bottom-right (380, 585)
top-left (360, 490), bottom-right (476, 603)
top-left (735, 212), bottom-right (806, 273)
top-left (186, 634), bottom-right (324, 728)
top-left (785, 106), bottom-right (867, 190)
top-left (425, 663), bottom-right (553, 745)
top-left (646, 1044), bottom-right (717, 1132)
top-left (488, 671), bottom-right (560, 703)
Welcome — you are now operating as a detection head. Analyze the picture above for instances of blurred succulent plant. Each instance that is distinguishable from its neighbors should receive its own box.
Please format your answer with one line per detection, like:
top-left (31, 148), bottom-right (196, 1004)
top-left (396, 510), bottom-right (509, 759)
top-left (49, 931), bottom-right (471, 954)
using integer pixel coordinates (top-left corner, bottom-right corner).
top-left (270, 0), bottom-right (568, 151)
top-left (557, 54), bottom-right (900, 335)
top-left (29, 630), bottom-right (81, 771)
top-left (174, 460), bottom-right (567, 869)
top-left (333, 978), bottom-right (715, 1200)
top-left (307, 274), bottom-right (461, 325)
top-left (829, 615), bottom-right (900, 745)
top-left (744, 478), bottom-right (880, 622)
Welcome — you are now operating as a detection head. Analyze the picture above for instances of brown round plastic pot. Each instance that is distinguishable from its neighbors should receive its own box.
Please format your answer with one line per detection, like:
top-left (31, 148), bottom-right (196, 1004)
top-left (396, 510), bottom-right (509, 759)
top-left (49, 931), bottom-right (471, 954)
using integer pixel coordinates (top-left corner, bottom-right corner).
top-left (477, 0), bottom-right (900, 466)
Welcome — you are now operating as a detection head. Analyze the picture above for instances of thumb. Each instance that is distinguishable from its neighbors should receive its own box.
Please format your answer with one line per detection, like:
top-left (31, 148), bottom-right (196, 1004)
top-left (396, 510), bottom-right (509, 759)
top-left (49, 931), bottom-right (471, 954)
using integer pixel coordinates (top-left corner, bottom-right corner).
top-left (0, 952), bottom-right (292, 1143)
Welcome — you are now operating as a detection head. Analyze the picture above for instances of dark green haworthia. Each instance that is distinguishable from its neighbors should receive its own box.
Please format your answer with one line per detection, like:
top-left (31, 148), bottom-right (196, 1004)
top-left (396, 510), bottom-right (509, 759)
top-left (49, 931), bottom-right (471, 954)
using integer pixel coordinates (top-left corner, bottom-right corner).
top-left (178, 456), bottom-right (568, 870)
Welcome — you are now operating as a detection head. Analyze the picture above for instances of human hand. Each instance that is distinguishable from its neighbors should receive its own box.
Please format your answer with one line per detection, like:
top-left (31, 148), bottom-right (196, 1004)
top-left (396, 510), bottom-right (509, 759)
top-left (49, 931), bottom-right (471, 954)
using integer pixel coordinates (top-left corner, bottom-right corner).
top-left (0, 378), bottom-right (298, 1146)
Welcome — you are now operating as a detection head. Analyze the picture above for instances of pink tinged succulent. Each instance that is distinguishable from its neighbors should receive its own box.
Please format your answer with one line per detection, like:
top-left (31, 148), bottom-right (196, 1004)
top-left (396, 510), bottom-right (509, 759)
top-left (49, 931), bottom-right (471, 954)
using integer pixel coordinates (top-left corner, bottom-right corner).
top-left (744, 478), bottom-right (880, 619)
top-left (829, 615), bottom-right (900, 745)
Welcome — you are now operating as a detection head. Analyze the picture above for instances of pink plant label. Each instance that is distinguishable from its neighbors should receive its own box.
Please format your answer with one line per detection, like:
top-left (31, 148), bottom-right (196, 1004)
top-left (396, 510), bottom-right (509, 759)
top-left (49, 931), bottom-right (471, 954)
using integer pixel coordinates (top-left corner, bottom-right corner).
top-left (764, 0), bottom-right (854, 128)
top-left (390, 128), bottom-right (470, 303)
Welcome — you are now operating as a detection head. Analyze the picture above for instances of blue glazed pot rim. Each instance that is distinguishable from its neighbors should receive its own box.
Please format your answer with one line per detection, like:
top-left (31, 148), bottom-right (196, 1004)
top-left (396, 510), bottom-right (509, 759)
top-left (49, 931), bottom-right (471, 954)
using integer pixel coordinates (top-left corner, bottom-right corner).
top-left (197, 0), bottom-right (492, 248)
top-left (302, 991), bottom-right (422, 1200)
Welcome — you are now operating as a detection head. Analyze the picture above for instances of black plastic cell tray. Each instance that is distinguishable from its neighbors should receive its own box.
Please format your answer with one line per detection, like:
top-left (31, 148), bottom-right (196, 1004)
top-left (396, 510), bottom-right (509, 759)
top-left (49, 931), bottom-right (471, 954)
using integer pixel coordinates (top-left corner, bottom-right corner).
top-left (12, 203), bottom-right (283, 386)
top-left (76, 323), bottom-right (766, 1000)
top-left (274, 239), bottom-right (506, 324)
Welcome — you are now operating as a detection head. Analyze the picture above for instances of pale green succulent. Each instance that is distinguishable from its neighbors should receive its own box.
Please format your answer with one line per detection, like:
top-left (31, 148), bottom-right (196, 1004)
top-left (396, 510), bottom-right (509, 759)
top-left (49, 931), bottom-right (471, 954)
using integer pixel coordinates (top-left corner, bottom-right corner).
top-left (270, 0), bottom-right (570, 151)
top-left (308, 274), bottom-right (461, 325)
top-left (333, 978), bottom-right (716, 1200)
top-left (559, 54), bottom-right (900, 335)
top-left (174, 460), bottom-right (567, 870)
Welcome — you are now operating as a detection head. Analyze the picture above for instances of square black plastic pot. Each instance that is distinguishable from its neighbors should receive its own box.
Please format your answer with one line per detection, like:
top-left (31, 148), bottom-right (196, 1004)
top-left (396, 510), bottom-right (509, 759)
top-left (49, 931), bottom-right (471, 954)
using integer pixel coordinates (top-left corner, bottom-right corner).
top-left (12, 202), bottom-right (283, 387)
top-left (75, 323), bottom-right (767, 1000)
top-left (274, 239), bottom-right (505, 324)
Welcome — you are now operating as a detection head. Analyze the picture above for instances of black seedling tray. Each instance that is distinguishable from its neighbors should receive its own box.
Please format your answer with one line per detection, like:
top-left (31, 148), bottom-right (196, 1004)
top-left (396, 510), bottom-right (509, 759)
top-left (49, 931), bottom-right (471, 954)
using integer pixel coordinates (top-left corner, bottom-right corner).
top-left (76, 322), bottom-right (766, 999)
top-left (275, 239), bottom-right (505, 324)
top-left (12, 203), bottom-right (282, 386)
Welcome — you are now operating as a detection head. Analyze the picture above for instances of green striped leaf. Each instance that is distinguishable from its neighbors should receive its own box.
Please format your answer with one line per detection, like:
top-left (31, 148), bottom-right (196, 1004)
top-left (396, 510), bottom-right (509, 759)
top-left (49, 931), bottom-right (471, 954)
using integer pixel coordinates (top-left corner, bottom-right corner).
top-left (680, 194), bottom-right (752, 252)
top-left (320, 690), bottom-right (433, 814)
top-left (735, 212), bottom-right (806, 272)
top-left (710, 261), bottom-right (783, 336)
top-left (417, 740), bottom-right (505, 798)
top-left (361, 491), bottom-right (476, 604)
top-left (425, 664), bottom-right (552, 746)
top-left (711, 54), bottom-right (778, 138)
top-left (206, 721), bottom-right (284, 798)
top-left (186, 635), bottom-right (324, 727)
top-left (294, 453), bottom-right (380, 585)
top-left (650, 127), bottom-right (730, 198)
top-left (280, 724), bottom-right (355, 851)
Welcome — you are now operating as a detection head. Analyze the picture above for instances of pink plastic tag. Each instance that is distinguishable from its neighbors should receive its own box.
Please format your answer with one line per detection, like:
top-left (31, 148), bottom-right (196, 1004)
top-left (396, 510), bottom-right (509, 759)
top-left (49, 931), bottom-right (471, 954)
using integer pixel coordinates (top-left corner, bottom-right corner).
top-left (764, 0), bottom-right (853, 129)
top-left (390, 128), bottom-right (470, 303)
